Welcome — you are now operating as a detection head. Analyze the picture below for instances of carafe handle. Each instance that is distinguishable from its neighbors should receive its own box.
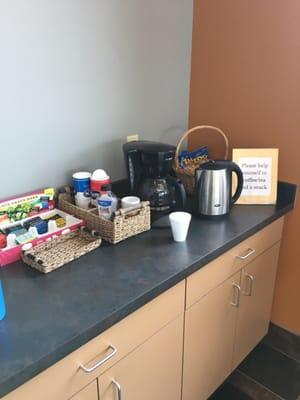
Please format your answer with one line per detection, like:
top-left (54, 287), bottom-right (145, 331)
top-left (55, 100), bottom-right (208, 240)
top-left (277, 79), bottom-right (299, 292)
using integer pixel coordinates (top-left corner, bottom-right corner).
top-left (193, 168), bottom-right (204, 213)
top-left (231, 162), bottom-right (244, 204)
top-left (168, 176), bottom-right (187, 209)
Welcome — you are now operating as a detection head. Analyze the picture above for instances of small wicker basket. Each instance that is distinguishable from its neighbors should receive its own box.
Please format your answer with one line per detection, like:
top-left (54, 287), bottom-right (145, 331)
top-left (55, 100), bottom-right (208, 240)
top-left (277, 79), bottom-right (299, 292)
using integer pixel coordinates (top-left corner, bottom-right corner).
top-left (58, 192), bottom-right (151, 244)
top-left (173, 125), bottom-right (229, 194)
top-left (22, 228), bottom-right (102, 274)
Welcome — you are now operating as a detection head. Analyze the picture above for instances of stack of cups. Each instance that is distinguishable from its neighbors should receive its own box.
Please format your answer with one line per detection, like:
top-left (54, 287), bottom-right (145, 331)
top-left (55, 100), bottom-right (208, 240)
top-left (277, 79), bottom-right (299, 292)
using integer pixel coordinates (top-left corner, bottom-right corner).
top-left (72, 172), bottom-right (91, 209)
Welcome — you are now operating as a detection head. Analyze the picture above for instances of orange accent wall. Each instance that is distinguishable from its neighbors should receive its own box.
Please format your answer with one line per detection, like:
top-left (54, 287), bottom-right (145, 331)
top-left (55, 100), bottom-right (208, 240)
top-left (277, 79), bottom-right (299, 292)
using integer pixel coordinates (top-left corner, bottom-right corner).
top-left (189, 0), bottom-right (300, 333)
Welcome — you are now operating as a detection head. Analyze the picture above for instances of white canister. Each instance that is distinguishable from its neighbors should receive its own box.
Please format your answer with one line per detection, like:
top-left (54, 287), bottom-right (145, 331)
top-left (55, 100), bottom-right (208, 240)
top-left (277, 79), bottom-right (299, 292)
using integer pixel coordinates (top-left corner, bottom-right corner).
top-left (121, 196), bottom-right (141, 209)
top-left (75, 192), bottom-right (91, 210)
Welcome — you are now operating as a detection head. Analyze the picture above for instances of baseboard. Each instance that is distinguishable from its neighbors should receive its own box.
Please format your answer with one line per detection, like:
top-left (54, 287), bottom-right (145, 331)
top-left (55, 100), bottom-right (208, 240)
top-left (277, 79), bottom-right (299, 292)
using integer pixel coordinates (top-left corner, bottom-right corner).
top-left (229, 370), bottom-right (282, 400)
top-left (263, 322), bottom-right (300, 362)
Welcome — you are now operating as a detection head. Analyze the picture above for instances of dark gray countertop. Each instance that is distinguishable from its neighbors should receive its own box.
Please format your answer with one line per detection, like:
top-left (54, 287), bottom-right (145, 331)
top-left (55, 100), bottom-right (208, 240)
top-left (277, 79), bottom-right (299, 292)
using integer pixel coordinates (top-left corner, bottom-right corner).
top-left (0, 182), bottom-right (297, 397)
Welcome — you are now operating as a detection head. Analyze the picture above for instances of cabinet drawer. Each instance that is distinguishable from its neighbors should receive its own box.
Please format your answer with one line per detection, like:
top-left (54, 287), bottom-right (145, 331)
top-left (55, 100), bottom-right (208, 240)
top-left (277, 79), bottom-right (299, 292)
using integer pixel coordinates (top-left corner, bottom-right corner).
top-left (186, 218), bottom-right (283, 308)
top-left (4, 281), bottom-right (184, 400)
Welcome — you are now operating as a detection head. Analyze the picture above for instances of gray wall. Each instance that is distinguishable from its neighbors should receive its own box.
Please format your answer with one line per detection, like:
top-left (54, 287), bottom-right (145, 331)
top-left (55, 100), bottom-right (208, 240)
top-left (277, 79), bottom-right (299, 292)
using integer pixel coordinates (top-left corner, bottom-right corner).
top-left (0, 1), bottom-right (193, 198)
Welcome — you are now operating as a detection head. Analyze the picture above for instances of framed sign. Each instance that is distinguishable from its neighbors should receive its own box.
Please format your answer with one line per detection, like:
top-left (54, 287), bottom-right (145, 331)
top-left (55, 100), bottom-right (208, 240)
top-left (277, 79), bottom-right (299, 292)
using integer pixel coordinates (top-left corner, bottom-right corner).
top-left (232, 148), bottom-right (278, 204)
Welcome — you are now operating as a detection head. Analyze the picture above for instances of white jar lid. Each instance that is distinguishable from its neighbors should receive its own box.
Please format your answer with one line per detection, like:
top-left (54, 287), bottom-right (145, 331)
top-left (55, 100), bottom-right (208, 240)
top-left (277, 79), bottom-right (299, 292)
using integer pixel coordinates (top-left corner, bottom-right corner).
top-left (121, 196), bottom-right (141, 208)
top-left (72, 171), bottom-right (91, 180)
top-left (92, 169), bottom-right (109, 180)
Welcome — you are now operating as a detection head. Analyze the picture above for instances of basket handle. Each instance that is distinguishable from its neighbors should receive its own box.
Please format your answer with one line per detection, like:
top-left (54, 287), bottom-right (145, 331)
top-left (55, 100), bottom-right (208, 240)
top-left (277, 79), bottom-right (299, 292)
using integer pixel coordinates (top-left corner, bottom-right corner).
top-left (57, 185), bottom-right (72, 195)
top-left (174, 125), bottom-right (229, 170)
top-left (115, 201), bottom-right (149, 218)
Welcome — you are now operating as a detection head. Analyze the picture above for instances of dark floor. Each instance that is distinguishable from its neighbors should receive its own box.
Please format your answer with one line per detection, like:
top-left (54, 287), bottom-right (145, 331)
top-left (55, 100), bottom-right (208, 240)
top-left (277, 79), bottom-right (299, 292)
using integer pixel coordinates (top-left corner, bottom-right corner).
top-left (209, 324), bottom-right (300, 400)
top-left (210, 383), bottom-right (252, 400)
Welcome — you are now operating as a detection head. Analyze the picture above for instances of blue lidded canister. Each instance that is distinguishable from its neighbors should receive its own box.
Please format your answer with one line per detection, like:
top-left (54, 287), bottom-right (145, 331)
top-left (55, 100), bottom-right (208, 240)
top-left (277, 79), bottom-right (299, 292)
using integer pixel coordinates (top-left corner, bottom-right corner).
top-left (0, 280), bottom-right (6, 320)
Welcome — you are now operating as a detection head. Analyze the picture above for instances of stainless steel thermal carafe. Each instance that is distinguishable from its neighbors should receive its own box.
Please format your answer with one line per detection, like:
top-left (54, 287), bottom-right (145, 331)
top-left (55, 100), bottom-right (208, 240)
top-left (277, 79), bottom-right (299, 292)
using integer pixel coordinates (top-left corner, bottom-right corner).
top-left (194, 160), bottom-right (243, 216)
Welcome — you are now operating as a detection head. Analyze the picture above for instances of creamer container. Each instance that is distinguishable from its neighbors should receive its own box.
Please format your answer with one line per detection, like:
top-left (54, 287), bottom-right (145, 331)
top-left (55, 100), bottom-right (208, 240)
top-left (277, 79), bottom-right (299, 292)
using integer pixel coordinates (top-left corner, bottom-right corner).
top-left (91, 169), bottom-right (110, 205)
top-left (97, 185), bottom-right (118, 219)
top-left (72, 172), bottom-right (91, 194)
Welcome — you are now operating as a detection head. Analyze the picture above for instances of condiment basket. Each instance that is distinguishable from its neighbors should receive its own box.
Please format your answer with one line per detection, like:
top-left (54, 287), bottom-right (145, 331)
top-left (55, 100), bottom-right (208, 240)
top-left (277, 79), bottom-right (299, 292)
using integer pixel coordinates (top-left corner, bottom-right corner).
top-left (58, 192), bottom-right (151, 244)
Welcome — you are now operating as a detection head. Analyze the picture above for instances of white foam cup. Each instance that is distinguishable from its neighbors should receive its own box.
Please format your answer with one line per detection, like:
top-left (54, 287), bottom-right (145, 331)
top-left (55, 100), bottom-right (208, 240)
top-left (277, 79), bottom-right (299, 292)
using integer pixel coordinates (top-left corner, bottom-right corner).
top-left (169, 212), bottom-right (191, 242)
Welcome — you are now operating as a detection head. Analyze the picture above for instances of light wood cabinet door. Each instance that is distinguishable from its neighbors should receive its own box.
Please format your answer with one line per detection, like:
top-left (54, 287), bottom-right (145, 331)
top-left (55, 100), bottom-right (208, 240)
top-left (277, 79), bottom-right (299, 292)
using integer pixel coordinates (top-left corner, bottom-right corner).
top-left (182, 271), bottom-right (241, 400)
top-left (233, 242), bottom-right (281, 368)
top-left (98, 316), bottom-right (183, 400)
top-left (70, 381), bottom-right (98, 400)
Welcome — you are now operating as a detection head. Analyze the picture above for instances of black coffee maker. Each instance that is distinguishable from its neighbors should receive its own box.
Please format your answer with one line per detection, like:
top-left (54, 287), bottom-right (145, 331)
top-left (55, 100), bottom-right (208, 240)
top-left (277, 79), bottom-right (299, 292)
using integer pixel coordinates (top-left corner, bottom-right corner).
top-left (123, 141), bottom-right (186, 216)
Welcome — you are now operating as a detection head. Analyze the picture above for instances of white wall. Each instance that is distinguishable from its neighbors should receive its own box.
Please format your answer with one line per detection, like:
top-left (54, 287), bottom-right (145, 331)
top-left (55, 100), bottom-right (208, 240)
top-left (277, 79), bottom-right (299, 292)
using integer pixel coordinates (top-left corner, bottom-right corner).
top-left (0, 0), bottom-right (193, 198)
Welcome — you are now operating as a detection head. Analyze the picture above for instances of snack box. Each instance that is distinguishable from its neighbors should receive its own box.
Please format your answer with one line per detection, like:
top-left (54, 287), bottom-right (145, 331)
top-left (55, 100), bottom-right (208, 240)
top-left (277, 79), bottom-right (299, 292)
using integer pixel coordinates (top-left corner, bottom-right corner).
top-left (0, 188), bottom-right (56, 226)
top-left (0, 189), bottom-right (84, 266)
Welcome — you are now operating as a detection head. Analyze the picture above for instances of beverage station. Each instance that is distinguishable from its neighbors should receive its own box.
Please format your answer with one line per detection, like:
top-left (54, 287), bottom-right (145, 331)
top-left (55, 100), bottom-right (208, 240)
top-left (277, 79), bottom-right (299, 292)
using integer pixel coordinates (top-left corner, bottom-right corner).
top-left (0, 125), bottom-right (295, 400)
top-left (0, 125), bottom-right (280, 326)
top-left (1, 3), bottom-right (298, 397)
top-left (0, 126), bottom-right (247, 274)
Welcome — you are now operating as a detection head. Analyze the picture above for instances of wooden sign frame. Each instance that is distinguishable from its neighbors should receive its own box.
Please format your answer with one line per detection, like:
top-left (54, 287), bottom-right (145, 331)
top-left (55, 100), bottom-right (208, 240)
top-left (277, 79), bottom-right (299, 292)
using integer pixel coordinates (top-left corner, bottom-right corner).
top-left (232, 148), bottom-right (279, 204)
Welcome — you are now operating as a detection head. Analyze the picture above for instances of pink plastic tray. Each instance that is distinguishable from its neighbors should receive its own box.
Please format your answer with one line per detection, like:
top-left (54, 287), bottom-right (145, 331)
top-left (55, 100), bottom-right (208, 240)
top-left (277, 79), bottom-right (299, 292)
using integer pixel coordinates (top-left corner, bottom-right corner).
top-left (0, 189), bottom-right (85, 267)
top-left (0, 207), bottom-right (84, 267)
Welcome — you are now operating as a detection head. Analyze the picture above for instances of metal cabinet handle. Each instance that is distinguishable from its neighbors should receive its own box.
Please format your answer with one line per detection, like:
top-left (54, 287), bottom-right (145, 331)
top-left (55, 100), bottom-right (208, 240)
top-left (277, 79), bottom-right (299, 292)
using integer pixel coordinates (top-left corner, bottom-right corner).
top-left (243, 273), bottom-right (254, 296)
top-left (236, 247), bottom-right (255, 260)
top-left (230, 283), bottom-right (241, 308)
top-left (79, 344), bottom-right (117, 373)
top-left (112, 379), bottom-right (122, 400)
